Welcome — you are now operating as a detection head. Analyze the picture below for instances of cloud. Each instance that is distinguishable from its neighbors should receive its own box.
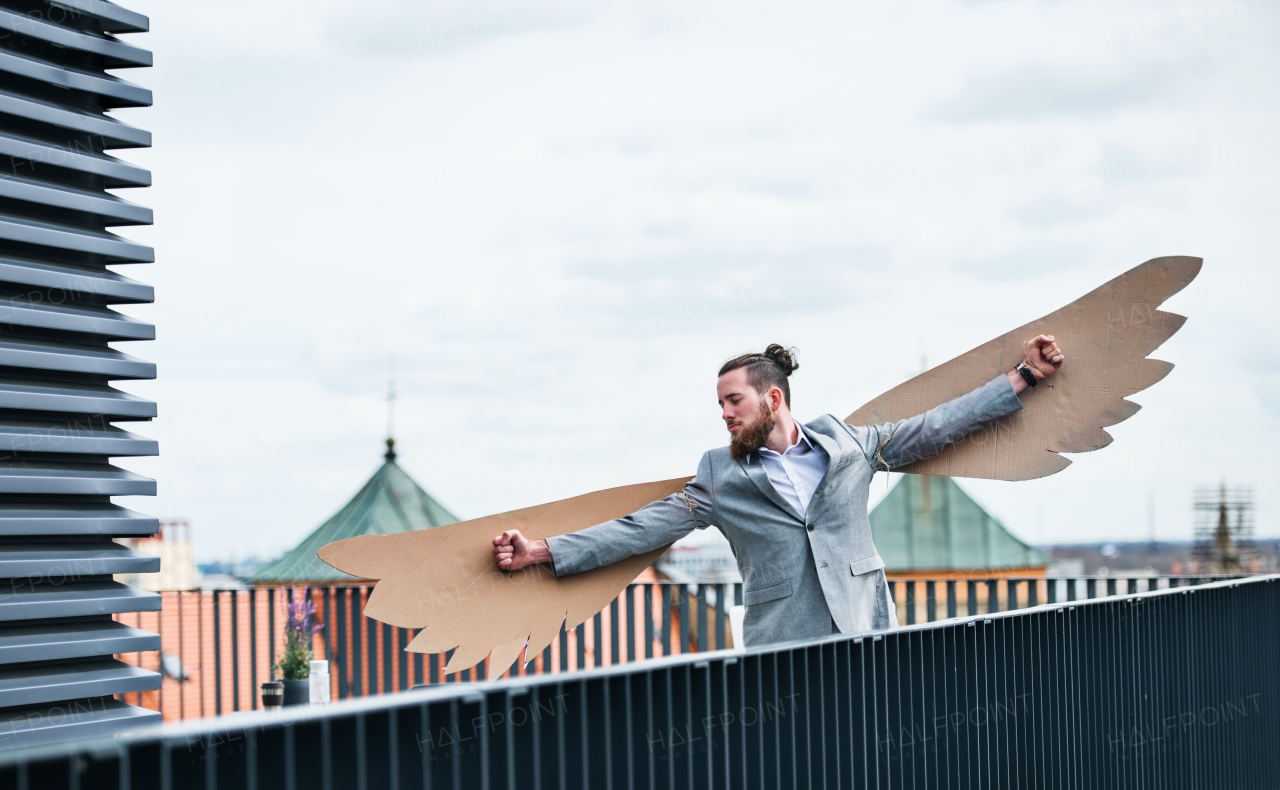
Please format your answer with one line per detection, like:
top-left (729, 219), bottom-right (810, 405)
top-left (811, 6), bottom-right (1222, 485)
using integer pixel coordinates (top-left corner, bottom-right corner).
top-left (935, 60), bottom-right (1203, 123)
top-left (324, 0), bottom-right (598, 57)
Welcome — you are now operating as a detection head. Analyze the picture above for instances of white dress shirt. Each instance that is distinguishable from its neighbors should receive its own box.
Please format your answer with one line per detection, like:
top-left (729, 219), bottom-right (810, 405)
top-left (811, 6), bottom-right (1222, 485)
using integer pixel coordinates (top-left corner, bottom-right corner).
top-left (755, 421), bottom-right (830, 519)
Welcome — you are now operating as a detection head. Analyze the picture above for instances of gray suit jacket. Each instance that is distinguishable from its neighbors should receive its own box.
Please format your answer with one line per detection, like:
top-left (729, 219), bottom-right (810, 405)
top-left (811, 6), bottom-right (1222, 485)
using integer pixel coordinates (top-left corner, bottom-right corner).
top-left (547, 375), bottom-right (1023, 646)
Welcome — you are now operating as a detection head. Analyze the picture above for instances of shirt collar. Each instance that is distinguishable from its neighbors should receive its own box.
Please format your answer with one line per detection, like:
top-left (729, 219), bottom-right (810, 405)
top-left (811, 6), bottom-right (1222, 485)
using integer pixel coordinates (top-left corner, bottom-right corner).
top-left (755, 419), bottom-right (814, 459)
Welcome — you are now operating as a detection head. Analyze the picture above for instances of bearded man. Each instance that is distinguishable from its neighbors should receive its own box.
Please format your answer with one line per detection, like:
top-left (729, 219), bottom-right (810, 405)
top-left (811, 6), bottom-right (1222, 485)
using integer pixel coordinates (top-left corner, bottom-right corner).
top-left (493, 337), bottom-right (1064, 647)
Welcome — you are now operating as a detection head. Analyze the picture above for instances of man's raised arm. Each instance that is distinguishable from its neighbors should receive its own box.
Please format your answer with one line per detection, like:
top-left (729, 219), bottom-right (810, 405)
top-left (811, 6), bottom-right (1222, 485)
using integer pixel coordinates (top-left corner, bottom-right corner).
top-left (857, 334), bottom-right (1065, 471)
top-left (494, 453), bottom-right (717, 576)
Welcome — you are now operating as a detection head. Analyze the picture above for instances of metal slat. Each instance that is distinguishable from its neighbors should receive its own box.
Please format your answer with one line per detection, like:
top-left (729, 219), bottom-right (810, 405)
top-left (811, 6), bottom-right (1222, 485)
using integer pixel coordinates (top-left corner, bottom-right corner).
top-left (0, 580), bottom-right (158, 620)
top-left (0, 619), bottom-right (156, 664)
top-left (0, 8), bottom-right (150, 65)
top-left (0, 541), bottom-right (158, 576)
top-left (0, 656), bottom-right (158, 707)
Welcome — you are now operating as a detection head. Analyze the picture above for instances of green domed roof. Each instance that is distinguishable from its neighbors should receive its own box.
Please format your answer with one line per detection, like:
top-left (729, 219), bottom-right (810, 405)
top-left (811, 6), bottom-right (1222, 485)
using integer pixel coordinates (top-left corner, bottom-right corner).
top-left (251, 440), bottom-right (459, 584)
top-left (870, 475), bottom-right (1047, 572)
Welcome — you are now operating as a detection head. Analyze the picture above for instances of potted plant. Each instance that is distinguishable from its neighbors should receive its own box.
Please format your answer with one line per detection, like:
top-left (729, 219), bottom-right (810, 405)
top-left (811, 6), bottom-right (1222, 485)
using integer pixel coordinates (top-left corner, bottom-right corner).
top-left (274, 587), bottom-right (323, 706)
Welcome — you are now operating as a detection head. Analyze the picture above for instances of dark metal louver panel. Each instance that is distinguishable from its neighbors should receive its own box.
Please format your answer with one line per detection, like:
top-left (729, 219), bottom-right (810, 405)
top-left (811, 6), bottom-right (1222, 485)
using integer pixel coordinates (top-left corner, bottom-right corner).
top-left (0, 697), bottom-right (157, 749)
top-left (0, 618), bottom-right (157, 664)
top-left (0, 657), bottom-right (158, 708)
top-left (0, 0), bottom-right (155, 749)
top-left (0, 503), bottom-right (157, 537)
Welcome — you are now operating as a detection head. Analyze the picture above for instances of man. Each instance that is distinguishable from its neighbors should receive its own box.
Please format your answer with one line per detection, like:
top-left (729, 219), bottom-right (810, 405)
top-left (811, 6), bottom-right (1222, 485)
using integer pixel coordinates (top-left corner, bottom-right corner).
top-left (493, 336), bottom-right (1064, 646)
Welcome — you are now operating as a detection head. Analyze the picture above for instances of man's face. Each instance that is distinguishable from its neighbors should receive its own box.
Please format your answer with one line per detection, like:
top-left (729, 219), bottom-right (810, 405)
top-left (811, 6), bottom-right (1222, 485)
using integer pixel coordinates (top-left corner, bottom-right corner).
top-left (717, 369), bottom-right (765, 434)
top-left (718, 369), bottom-right (778, 460)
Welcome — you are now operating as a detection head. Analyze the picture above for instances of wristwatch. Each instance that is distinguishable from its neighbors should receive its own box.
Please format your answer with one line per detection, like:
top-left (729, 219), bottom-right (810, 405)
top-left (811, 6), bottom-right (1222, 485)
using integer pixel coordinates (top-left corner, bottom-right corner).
top-left (1015, 362), bottom-right (1038, 388)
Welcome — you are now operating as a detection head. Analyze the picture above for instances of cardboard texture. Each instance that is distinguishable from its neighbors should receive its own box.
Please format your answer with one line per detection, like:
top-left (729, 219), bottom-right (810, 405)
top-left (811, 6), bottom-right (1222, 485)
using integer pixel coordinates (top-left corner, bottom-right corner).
top-left (318, 478), bottom-right (688, 677)
top-left (320, 255), bottom-right (1199, 677)
top-left (847, 255), bottom-right (1201, 480)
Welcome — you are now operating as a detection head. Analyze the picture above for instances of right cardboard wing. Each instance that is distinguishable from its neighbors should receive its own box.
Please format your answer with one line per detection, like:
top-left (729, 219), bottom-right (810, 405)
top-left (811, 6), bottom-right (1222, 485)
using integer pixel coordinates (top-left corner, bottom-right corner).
top-left (846, 255), bottom-right (1201, 480)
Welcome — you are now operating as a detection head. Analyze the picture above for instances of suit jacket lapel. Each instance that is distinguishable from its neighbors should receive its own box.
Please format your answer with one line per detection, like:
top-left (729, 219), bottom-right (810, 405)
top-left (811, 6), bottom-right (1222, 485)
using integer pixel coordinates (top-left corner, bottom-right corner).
top-left (800, 422), bottom-right (843, 502)
top-left (740, 454), bottom-right (806, 523)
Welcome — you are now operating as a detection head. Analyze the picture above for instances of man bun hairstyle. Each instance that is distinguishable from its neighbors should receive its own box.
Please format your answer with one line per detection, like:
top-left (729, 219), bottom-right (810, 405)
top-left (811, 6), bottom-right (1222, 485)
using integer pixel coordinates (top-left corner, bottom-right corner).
top-left (718, 344), bottom-right (800, 407)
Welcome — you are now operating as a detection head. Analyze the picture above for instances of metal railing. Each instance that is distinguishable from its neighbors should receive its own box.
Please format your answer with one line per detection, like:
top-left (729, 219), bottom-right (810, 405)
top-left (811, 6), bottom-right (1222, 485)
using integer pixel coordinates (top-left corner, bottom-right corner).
top-left (6, 574), bottom-right (1278, 788)
top-left (113, 575), bottom-right (1238, 721)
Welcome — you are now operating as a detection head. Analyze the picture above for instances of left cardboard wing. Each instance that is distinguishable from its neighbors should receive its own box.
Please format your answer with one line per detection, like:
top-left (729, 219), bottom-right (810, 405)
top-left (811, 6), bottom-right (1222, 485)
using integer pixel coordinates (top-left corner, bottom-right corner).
top-left (846, 255), bottom-right (1200, 480)
top-left (317, 478), bottom-right (687, 678)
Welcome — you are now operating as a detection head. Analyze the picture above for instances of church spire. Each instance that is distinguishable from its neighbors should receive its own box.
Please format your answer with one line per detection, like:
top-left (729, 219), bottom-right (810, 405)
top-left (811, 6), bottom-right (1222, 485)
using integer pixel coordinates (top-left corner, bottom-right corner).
top-left (384, 367), bottom-right (397, 462)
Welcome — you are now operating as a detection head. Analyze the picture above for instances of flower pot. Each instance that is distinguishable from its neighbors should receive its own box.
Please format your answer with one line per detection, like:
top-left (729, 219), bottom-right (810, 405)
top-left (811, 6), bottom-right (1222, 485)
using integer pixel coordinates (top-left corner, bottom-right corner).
top-left (282, 678), bottom-right (310, 706)
top-left (261, 681), bottom-right (284, 710)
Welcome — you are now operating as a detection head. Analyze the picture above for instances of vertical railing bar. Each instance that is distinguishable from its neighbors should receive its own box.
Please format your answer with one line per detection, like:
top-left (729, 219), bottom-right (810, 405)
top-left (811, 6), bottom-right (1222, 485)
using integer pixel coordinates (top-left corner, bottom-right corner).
top-left (249, 588), bottom-right (258, 711)
top-left (205, 728), bottom-right (217, 790)
top-left (199, 593), bottom-right (206, 718)
top-left (611, 596), bottom-right (622, 664)
top-left (177, 590), bottom-right (185, 719)
top-left (356, 713), bottom-right (367, 790)
top-left (679, 585), bottom-right (691, 653)
top-left (325, 586), bottom-right (334, 668)
top-left (947, 580), bottom-right (957, 620)
top-left (382, 620), bottom-right (392, 693)
top-left (368, 586), bottom-right (380, 692)
top-left (353, 587), bottom-right (365, 696)
top-left (321, 718), bottom-right (333, 790)
top-left (577, 621), bottom-right (587, 671)
top-left (389, 706), bottom-right (400, 790)
top-left (593, 613), bottom-right (603, 668)
top-left (415, 640), bottom-right (425, 686)
top-left (400, 628), bottom-right (410, 688)
top-left (714, 583), bottom-right (726, 651)
top-left (694, 585), bottom-right (707, 653)
top-left (284, 722), bottom-right (297, 790)
top-left (644, 584), bottom-right (654, 660)
top-left (231, 589), bottom-right (240, 712)
top-left (626, 584), bottom-right (636, 662)
top-left (420, 703), bottom-right (431, 790)
top-left (336, 587), bottom-right (349, 700)
top-left (246, 729), bottom-right (258, 790)
top-left (213, 590), bottom-right (222, 717)
top-left (926, 580), bottom-right (937, 622)
top-left (661, 585), bottom-right (672, 656)
top-left (967, 580), bottom-right (977, 616)
top-left (268, 588), bottom-right (276, 681)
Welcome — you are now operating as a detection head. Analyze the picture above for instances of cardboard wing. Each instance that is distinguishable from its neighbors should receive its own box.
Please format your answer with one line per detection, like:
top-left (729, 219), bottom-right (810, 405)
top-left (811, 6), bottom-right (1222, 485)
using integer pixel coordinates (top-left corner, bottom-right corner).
top-left (319, 255), bottom-right (1199, 677)
top-left (847, 255), bottom-right (1201, 480)
top-left (317, 478), bottom-right (687, 678)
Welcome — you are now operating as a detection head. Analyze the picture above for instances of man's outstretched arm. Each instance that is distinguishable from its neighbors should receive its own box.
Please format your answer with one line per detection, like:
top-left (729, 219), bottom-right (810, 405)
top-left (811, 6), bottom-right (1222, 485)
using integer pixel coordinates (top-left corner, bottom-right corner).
top-left (861, 334), bottom-right (1065, 470)
top-left (494, 452), bottom-right (717, 576)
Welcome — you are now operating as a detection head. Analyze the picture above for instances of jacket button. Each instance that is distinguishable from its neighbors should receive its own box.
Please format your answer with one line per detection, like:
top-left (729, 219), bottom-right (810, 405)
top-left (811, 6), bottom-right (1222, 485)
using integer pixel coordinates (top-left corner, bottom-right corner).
top-left (806, 524), bottom-right (814, 532)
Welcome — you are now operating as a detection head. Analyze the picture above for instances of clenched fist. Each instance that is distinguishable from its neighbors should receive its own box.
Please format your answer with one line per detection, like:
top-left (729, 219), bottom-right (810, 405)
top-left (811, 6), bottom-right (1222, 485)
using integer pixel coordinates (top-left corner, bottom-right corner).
top-left (1024, 334), bottom-right (1065, 377)
top-left (492, 530), bottom-right (552, 571)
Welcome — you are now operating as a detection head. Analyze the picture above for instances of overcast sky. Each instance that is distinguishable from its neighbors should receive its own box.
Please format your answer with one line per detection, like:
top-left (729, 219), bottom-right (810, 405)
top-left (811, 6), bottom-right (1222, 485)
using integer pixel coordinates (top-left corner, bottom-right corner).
top-left (112, 0), bottom-right (1280, 562)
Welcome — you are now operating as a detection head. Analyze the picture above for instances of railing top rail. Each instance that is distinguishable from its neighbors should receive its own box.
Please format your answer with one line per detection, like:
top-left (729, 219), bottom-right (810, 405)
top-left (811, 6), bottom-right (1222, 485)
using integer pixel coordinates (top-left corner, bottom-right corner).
top-left (187, 573), bottom-right (1254, 594)
top-left (4, 572), bottom-right (1275, 768)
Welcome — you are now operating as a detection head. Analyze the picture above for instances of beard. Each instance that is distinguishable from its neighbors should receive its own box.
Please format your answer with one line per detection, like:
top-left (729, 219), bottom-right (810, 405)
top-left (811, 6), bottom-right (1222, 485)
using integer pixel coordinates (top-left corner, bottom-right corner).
top-left (729, 399), bottom-right (776, 462)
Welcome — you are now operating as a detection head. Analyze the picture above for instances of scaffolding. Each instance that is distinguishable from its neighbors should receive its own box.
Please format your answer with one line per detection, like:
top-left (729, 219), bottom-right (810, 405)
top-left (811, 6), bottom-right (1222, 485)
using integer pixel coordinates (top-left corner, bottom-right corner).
top-left (1193, 483), bottom-right (1255, 574)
